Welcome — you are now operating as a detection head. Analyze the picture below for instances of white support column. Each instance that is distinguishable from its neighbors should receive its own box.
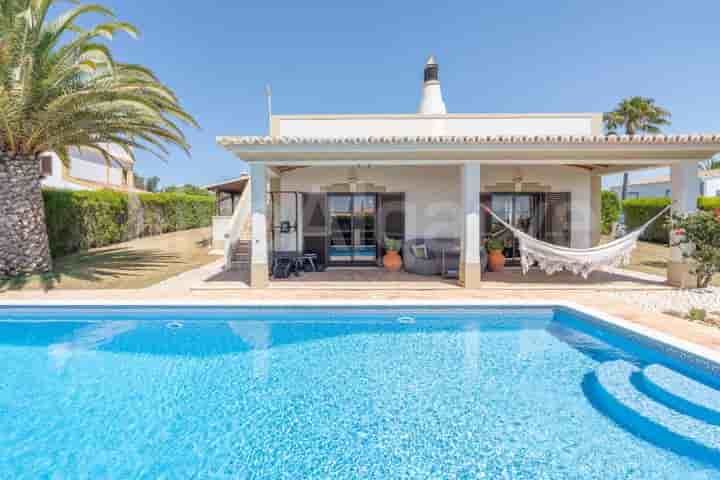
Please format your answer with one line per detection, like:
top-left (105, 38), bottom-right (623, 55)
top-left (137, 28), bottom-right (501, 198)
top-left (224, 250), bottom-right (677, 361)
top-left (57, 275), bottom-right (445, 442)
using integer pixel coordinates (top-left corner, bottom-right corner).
top-left (460, 163), bottom-right (482, 288)
top-left (590, 175), bottom-right (602, 246)
top-left (266, 173), bottom-right (282, 255)
top-left (250, 162), bottom-right (269, 288)
top-left (668, 161), bottom-right (699, 288)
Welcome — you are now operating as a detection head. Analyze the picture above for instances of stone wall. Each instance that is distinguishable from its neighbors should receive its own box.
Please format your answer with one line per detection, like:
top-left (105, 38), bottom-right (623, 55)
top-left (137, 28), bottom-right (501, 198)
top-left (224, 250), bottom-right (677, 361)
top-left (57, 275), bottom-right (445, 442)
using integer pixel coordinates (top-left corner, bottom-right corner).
top-left (0, 154), bottom-right (52, 275)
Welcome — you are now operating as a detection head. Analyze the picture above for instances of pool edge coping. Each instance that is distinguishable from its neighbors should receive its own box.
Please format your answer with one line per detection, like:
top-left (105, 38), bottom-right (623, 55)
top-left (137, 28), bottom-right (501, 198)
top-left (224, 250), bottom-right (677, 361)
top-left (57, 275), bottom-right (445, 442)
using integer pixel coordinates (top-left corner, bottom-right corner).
top-left (1, 299), bottom-right (719, 367)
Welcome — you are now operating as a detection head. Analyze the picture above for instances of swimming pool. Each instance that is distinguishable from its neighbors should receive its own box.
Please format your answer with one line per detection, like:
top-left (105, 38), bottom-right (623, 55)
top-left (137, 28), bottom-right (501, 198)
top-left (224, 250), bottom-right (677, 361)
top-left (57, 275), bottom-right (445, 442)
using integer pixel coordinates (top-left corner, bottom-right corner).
top-left (1, 305), bottom-right (719, 478)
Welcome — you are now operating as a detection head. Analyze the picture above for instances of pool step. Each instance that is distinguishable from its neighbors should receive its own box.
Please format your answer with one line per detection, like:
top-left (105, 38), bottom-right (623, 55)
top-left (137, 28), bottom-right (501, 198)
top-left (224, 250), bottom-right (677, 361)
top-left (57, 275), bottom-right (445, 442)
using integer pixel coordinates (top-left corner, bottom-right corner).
top-left (587, 360), bottom-right (720, 466)
top-left (636, 364), bottom-right (720, 426)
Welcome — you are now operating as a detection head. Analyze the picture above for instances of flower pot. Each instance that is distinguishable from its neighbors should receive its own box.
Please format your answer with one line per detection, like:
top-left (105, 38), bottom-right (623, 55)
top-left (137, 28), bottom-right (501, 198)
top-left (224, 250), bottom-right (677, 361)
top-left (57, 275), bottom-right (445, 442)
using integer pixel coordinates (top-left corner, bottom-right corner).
top-left (383, 250), bottom-right (403, 272)
top-left (487, 250), bottom-right (506, 272)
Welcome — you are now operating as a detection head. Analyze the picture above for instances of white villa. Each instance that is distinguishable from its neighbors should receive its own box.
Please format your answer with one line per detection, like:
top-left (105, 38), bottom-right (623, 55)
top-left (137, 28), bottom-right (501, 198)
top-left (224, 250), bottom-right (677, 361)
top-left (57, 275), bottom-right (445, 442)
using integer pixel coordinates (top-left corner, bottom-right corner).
top-left (40, 144), bottom-right (138, 192)
top-left (218, 57), bottom-right (720, 289)
top-left (610, 169), bottom-right (720, 199)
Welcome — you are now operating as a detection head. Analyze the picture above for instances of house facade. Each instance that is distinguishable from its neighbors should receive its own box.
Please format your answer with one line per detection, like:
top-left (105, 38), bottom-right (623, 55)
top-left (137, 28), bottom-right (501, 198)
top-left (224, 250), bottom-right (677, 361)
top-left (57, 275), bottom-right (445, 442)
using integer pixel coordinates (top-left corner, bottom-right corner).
top-left (40, 144), bottom-right (137, 192)
top-left (610, 170), bottom-right (720, 199)
top-left (206, 175), bottom-right (250, 250)
top-left (218, 57), bottom-right (720, 289)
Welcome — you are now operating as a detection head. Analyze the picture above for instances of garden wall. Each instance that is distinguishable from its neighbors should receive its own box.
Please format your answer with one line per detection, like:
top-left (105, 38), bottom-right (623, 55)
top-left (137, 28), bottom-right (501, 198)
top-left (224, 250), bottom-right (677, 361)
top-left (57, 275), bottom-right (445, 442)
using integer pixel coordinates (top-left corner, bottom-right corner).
top-left (43, 189), bottom-right (214, 258)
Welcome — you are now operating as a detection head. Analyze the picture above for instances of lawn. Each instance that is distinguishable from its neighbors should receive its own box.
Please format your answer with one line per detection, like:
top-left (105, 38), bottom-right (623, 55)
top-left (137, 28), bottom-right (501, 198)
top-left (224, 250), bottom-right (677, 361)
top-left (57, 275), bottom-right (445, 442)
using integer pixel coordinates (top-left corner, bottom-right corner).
top-left (609, 237), bottom-right (720, 287)
top-left (0, 228), bottom-right (217, 291)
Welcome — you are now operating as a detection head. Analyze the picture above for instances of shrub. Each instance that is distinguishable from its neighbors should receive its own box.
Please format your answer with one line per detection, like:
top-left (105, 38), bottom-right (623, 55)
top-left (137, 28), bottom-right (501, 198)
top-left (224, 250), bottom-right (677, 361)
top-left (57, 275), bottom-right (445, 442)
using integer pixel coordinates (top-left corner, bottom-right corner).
top-left (672, 210), bottom-right (720, 288)
top-left (43, 189), bottom-right (129, 258)
top-left (43, 189), bottom-right (214, 258)
top-left (486, 238), bottom-right (505, 252)
top-left (623, 196), bottom-right (720, 244)
top-left (622, 197), bottom-right (672, 243)
top-left (687, 307), bottom-right (708, 322)
top-left (699, 196), bottom-right (720, 211)
top-left (601, 191), bottom-right (621, 235)
top-left (384, 238), bottom-right (402, 252)
top-left (139, 192), bottom-right (215, 236)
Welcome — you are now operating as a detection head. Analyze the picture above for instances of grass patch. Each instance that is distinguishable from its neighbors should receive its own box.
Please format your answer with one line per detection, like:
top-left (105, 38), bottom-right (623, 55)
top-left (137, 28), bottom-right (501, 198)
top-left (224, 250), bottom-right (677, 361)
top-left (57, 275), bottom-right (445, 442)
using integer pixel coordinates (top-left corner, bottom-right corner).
top-left (0, 227), bottom-right (216, 291)
top-left (603, 236), bottom-right (720, 287)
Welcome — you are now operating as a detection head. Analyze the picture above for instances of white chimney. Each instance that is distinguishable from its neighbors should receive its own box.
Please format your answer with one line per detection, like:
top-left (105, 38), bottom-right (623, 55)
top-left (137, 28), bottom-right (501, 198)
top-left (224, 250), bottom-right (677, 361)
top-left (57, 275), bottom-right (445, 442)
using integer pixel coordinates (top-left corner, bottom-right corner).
top-left (418, 55), bottom-right (447, 114)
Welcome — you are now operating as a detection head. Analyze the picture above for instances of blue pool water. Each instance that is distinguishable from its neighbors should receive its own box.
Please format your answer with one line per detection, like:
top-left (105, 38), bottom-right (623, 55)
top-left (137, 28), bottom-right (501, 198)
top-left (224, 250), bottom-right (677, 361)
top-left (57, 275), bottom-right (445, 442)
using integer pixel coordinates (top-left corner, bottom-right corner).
top-left (1, 306), bottom-right (719, 479)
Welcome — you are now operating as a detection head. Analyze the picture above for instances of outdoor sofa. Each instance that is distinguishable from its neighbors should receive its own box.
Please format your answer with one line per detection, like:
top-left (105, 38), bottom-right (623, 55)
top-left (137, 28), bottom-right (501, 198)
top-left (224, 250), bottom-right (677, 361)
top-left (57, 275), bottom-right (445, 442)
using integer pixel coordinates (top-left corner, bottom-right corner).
top-left (402, 238), bottom-right (488, 276)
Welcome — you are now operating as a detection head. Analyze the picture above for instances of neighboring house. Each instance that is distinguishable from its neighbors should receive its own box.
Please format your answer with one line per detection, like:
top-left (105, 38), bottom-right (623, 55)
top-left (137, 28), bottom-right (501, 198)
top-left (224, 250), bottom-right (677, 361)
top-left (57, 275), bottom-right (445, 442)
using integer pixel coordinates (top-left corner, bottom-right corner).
top-left (218, 57), bottom-right (720, 288)
top-left (40, 144), bottom-right (138, 191)
top-left (206, 175), bottom-right (249, 249)
top-left (609, 170), bottom-right (720, 199)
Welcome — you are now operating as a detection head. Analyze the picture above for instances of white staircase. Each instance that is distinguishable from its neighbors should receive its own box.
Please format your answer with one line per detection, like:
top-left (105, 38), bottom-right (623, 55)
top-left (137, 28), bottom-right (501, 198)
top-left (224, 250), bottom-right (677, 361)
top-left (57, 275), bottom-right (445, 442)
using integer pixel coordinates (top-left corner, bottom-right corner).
top-left (229, 237), bottom-right (251, 271)
top-left (224, 185), bottom-right (253, 271)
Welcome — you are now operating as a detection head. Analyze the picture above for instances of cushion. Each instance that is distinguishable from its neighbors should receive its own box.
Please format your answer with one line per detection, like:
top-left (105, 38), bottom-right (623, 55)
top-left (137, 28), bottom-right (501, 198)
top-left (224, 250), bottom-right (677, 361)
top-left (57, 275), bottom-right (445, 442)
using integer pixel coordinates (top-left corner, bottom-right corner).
top-left (411, 244), bottom-right (429, 259)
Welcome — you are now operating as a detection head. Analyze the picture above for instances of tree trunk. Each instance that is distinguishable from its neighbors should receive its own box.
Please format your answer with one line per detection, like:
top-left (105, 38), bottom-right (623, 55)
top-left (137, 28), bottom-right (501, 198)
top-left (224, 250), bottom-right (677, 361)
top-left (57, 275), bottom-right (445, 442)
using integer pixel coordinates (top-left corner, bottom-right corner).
top-left (620, 172), bottom-right (630, 200)
top-left (0, 153), bottom-right (52, 276)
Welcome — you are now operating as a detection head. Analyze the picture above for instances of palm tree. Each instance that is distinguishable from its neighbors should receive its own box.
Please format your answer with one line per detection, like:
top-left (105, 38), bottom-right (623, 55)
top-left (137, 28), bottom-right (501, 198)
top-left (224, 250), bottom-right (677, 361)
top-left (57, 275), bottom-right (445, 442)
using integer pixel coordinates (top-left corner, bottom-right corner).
top-left (699, 155), bottom-right (720, 171)
top-left (0, 0), bottom-right (198, 276)
top-left (603, 97), bottom-right (671, 200)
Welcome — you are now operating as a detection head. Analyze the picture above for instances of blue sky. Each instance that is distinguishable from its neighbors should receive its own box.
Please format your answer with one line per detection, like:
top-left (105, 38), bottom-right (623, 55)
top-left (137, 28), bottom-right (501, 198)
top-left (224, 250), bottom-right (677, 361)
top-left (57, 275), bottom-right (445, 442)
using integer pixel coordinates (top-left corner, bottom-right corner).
top-left (95, 0), bottom-right (720, 188)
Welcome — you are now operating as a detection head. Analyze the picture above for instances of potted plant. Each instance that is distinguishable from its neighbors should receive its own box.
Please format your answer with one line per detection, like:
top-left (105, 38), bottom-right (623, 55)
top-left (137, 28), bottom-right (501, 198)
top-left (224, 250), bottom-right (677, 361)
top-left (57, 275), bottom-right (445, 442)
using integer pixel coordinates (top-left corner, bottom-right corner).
top-left (485, 238), bottom-right (506, 272)
top-left (383, 238), bottom-right (403, 272)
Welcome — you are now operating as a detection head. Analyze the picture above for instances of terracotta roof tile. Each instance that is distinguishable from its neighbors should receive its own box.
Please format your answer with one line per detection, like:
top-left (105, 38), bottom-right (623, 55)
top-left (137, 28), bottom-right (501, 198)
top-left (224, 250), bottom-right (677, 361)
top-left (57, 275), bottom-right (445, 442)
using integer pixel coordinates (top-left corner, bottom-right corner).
top-left (217, 134), bottom-right (720, 146)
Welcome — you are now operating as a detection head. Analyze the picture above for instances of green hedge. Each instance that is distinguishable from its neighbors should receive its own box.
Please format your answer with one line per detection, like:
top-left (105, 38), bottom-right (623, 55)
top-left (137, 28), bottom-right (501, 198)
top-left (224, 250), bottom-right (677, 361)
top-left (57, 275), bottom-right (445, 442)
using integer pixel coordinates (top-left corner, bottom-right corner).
top-left (601, 191), bottom-right (621, 235)
top-left (622, 198), bottom-right (672, 243)
top-left (698, 196), bottom-right (720, 211)
top-left (622, 196), bottom-right (720, 244)
top-left (43, 189), bottom-right (214, 258)
top-left (138, 192), bottom-right (215, 236)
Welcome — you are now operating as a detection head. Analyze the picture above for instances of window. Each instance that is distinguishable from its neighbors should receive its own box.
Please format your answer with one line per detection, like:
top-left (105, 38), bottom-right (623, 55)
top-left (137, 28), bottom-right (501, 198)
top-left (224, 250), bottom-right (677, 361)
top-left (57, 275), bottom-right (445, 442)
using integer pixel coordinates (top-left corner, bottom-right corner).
top-left (216, 192), bottom-right (234, 216)
top-left (40, 155), bottom-right (52, 177)
top-left (665, 189), bottom-right (671, 197)
top-left (628, 192), bottom-right (640, 200)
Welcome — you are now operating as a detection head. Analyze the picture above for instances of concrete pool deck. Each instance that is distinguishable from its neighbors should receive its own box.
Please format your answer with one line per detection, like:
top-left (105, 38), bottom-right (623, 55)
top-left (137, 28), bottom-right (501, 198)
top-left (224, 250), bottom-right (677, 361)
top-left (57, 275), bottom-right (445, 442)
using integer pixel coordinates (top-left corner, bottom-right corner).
top-left (2, 261), bottom-right (720, 357)
top-left (3, 281), bottom-right (720, 356)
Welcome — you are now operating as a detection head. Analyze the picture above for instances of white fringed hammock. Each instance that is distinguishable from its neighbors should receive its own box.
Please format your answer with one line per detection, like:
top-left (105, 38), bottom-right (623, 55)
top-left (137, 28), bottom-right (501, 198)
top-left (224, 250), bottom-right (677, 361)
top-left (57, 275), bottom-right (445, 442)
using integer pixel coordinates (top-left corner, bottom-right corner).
top-left (481, 204), bottom-right (672, 279)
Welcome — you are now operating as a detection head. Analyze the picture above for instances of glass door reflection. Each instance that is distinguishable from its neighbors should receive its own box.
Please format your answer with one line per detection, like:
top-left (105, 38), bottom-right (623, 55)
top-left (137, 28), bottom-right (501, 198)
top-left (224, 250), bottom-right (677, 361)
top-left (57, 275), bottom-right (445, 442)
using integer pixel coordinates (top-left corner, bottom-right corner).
top-left (328, 194), bottom-right (377, 265)
top-left (352, 194), bottom-right (377, 263)
top-left (485, 193), bottom-right (545, 263)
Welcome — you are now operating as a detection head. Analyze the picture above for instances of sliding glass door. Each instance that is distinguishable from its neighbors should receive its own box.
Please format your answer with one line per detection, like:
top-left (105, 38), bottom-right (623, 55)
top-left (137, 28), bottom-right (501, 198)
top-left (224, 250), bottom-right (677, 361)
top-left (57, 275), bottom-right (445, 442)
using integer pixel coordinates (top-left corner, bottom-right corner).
top-left (482, 193), bottom-right (544, 262)
top-left (328, 194), bottom-right (377, 265)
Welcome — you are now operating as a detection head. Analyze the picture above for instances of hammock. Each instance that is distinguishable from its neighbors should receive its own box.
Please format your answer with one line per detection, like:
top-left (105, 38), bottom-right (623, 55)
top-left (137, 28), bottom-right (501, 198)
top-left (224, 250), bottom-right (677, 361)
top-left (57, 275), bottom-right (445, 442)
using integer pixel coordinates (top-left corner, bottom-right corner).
top-left (481, 204), bottom-right (672, 279)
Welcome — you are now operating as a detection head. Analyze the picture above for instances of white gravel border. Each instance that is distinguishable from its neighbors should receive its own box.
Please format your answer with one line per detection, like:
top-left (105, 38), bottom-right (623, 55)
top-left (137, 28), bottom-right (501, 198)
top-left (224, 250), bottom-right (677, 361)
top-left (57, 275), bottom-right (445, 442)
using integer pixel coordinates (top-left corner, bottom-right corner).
top-left (609, 287), bottom-right (720, 315)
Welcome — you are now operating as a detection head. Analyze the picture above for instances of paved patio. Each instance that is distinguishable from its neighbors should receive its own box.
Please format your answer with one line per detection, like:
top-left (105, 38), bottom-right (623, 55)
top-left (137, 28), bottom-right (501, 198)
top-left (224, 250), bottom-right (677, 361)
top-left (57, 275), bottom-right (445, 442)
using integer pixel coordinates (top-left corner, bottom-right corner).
top-left (196, 266), bottom-right (670, 291)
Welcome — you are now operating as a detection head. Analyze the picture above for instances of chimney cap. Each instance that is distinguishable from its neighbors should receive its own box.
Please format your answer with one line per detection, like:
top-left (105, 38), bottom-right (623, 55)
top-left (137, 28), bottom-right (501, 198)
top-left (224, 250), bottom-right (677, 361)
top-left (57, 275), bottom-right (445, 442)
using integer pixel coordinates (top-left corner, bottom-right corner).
top-left (425, 55), bottom-right (438, 65)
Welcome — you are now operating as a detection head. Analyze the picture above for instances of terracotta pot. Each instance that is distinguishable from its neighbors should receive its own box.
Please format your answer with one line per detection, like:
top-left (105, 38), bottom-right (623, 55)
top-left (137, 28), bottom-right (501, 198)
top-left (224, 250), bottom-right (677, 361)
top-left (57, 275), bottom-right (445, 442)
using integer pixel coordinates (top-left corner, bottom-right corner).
top-left (383, 250), bottom-right (403, 272)
top-left (487, 250), bottom-right (506, 273)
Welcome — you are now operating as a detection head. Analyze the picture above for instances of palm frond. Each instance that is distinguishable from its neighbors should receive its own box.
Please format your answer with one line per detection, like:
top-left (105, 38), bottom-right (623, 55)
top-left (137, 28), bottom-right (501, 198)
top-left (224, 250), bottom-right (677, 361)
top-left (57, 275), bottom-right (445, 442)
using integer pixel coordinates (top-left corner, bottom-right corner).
top-left (604, 96), bottom-right (671, 135)
top-left (0, 0), bottom-right (198, 163)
